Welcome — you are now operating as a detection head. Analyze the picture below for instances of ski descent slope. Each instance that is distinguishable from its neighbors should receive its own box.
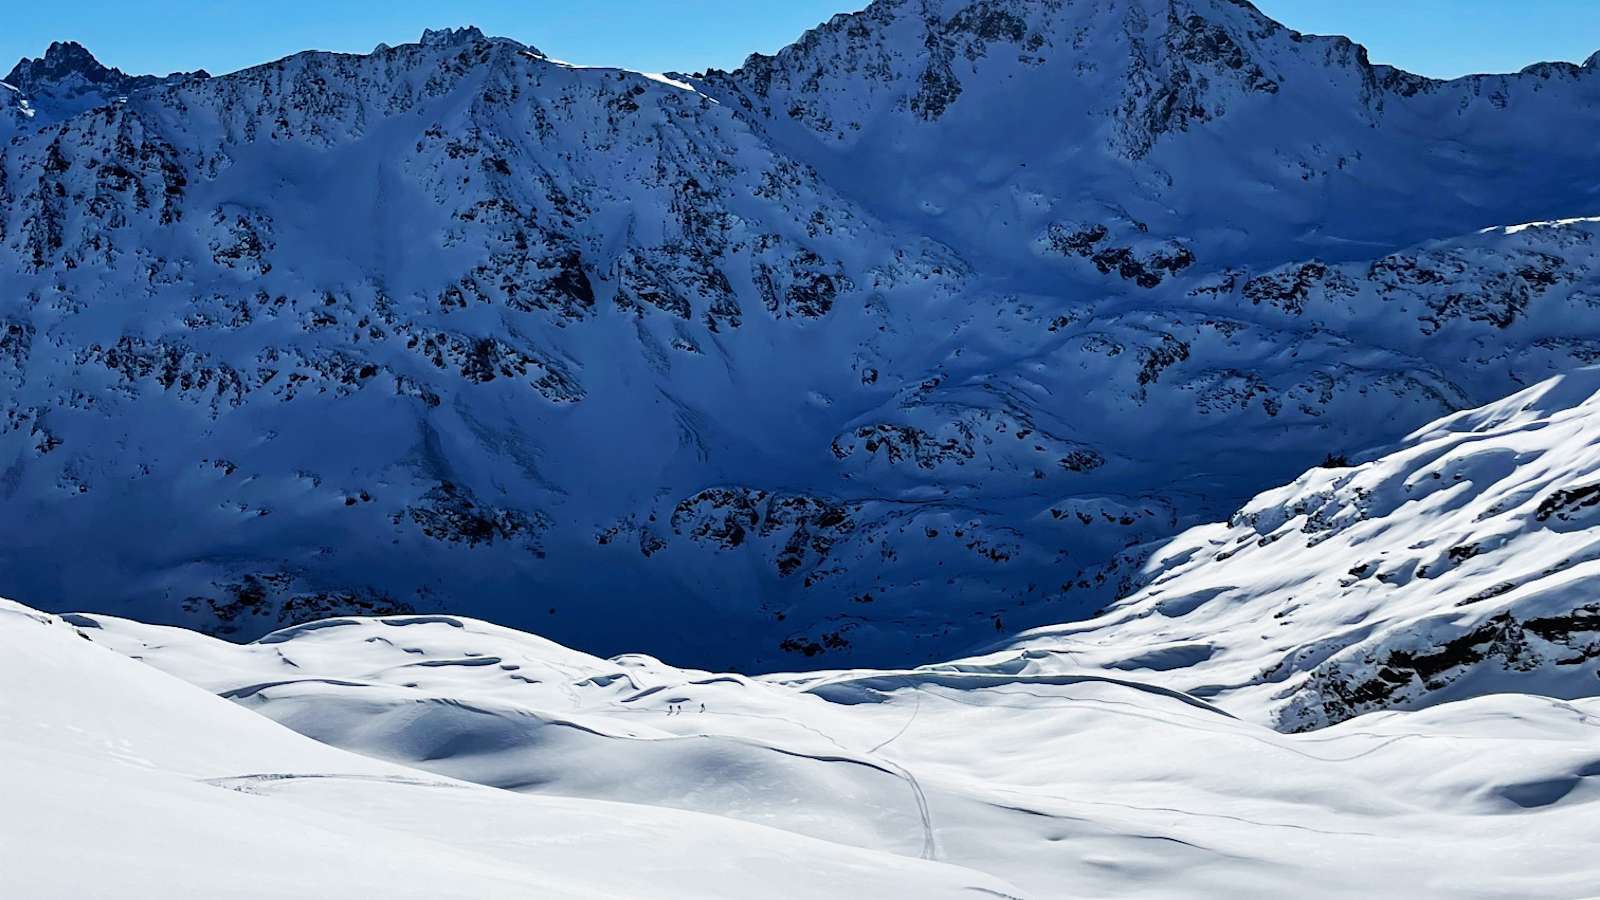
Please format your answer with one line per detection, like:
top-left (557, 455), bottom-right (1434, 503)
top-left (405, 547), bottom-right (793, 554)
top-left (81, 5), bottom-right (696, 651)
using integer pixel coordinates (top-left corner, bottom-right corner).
top-left (0, 600), bottom-right (1025, 900)
top-left (62, 591), bottom-right (1600, 898)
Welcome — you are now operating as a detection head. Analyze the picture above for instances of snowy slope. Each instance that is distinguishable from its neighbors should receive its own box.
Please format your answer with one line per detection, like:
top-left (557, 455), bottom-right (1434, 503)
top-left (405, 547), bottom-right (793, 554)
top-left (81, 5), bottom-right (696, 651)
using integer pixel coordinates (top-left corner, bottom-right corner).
top-left (0, 80), bottom-right (36, 135)
top-left (975, 366), bottom-right (1600, 730)
top-left (60, 599), bottom-right (1600, 899)
top-left (0, 599), bottom-right (1023, 900)
top-left (2, 5), bottom-right (1600, 671)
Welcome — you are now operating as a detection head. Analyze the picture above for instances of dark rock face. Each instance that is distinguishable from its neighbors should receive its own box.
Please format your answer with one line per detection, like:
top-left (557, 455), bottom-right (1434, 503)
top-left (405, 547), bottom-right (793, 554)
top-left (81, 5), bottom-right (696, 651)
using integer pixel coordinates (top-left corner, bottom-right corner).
top-left (1242, 262), bottom-right (1353, 314)
top-left (407, 482), bottom-right (548, 552)
top-left (833, 424), bottom-right (976, 469)
top-left (5, 42), bottom-right (129, 91)
top-left (673, 488), bottom-right (768, 550)
top-left (670, 487), bottom-right (858, 584)
top-left (753, 238), bottom-right (852, 318)
top-left (1535, 485), bottom-right (1600, 524)
top-left (1042, 223), bottom-right (1196, 288)
top-left (182, 572), bottom-right (414, 636)
top-left (1292, 605), bottom-right (1600, 731)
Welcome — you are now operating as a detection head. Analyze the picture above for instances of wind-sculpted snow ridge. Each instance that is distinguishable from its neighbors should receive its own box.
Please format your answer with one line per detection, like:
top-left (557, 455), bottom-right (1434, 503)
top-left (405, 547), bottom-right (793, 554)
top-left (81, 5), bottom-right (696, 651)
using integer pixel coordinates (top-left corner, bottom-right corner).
top-left (51, 597), bottom-right (1600, 898)
top-left (2, 4), bottom-right (1600, 670)
top-left (981, 367), bottom-right (1600, 731)
top-left (0, 599), bottom-right (1024, 899)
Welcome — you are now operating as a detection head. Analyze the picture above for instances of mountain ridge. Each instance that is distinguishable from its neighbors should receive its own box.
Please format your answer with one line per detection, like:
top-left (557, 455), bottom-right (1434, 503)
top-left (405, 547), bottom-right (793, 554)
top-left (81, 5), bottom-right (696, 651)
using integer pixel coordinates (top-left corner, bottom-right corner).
top-left (1, 5), bottom-right (1598, 671)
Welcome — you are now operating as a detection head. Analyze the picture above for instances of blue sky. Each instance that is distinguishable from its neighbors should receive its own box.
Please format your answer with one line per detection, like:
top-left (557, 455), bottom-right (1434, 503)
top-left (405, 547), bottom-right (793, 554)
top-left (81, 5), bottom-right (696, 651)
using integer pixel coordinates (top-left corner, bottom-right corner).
top-left (4, 1), bottom-right (1599, 81)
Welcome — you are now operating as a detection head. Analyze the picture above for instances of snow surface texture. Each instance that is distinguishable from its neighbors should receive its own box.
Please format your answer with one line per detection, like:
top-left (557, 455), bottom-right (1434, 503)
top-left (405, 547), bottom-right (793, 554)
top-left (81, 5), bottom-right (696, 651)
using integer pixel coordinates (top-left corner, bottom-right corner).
top-left (4, 2), bottom-right (1600, 673)
top-left (56, 589), bottom-right (1600, 897)
top-left (986, 366), bottom-right (1600, 731)
top-left (0, 600), bottom-right (1019, 899)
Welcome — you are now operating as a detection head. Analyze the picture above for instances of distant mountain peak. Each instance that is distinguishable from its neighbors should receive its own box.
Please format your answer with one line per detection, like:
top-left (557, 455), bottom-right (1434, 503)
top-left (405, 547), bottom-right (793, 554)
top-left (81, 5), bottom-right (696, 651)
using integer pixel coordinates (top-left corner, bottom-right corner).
top-left (2, 40), bottom-right (206, 126)
top-left (703, 0), bottom-right (1305, 159)
top-left (4, 40), bottom-right (123, 90)
top-left (420, 26), bottom-right (487, 48)
top-left (413, 25), bottom-right (539, 57)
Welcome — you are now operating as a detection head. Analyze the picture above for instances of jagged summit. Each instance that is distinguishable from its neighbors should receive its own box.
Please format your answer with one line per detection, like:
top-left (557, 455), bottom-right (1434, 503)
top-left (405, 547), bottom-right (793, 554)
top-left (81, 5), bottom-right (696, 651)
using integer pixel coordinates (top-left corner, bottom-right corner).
top-left (4, 40), bottom-right (122, 90)
top-left (413, 25), bottom-right (541, 56)
top-left (713, 0), bottom-right (1588, 90)
top-left (694, 0), bottom-right (1600, 274)
top-left (420, 26), bottom-right (486, 47)
top-left (4, 39), bottom-right (203, 93)
top-left (2, 39), bottom-right (206, 126)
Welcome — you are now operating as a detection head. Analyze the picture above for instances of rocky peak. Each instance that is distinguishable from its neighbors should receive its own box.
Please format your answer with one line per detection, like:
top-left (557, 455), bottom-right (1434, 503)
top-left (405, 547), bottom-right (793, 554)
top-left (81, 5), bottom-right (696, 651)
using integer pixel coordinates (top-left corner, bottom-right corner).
top-left (5, 41), bottom-right (129, 92)
top-left (416, 25), bottom-right (539, 57)
top-left (705, 0), bottom-right (1296, 146)
top-left (420, 26), bottom-right (487, 48)
top-left (2, 41), bottom-right (207, 126)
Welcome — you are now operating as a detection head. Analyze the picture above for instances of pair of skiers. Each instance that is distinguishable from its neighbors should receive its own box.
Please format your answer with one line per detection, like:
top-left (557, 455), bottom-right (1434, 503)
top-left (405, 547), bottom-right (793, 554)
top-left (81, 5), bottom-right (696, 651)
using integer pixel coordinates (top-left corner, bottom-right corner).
top-left (666, 703), bottom-right (705, 715)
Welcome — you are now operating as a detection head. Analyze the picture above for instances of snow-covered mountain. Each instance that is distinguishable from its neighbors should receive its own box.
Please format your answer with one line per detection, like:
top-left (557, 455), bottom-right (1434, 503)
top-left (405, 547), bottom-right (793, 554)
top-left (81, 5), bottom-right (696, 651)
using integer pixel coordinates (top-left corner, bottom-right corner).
top-left (3, 2), bottom-right (1600, 671)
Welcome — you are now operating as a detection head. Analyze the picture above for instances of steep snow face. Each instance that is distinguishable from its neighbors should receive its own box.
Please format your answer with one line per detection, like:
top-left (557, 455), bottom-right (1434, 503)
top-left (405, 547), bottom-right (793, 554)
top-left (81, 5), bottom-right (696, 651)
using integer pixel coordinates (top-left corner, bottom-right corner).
top-left (0, 600), bottom-right (1024, 900)
top-left (63, 602), bottom-right (1600, 898)
top-left (701, 0), bottom-right (1600, 272)
top-left (3, 10), bottom-right (1600, 670)
top-left (977, 367), bottom-right (1600, 730)
top-left (0, 81), bottom-right (33, 138)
